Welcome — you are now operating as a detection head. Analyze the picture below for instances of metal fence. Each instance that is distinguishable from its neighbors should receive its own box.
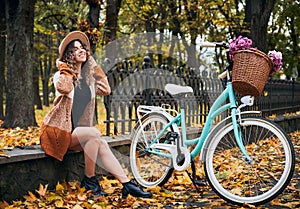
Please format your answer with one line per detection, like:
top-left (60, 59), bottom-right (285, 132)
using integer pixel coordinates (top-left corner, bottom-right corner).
top-left (101, 57), bottom-right (300, 136)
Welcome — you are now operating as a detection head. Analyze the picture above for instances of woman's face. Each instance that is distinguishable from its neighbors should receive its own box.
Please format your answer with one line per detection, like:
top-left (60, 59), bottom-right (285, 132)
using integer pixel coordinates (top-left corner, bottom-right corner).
top-left (73, 40), bottom-right (87, 64)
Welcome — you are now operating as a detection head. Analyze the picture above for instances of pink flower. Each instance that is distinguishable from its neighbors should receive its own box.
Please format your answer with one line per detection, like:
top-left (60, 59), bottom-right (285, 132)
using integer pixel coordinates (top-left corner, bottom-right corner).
top-left (229, 36), bottom-right (283, 75)
top-left (268, 50), bottom-right (283, 74)
top-left (229, 36), bottom-right (253, 59)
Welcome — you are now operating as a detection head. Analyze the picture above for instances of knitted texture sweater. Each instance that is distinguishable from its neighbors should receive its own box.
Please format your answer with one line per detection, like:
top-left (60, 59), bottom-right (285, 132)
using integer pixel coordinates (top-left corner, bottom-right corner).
top-left (40, 62), bottom-right (110, 161)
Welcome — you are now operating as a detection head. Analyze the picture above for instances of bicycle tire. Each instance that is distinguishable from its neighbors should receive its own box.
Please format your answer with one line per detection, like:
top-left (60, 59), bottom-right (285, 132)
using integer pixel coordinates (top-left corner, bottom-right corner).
top-left (130, 112), bottom-right (176, 187)
top-left (204, 116), bottom-right (295, 206)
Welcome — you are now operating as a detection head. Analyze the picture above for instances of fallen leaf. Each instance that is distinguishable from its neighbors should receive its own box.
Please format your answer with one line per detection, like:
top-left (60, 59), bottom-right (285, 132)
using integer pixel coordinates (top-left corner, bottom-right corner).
top-left (0, 201), bottom-right (9, 209)
top-left (56, 182), bottom-right (65, 194)
top-left (24, 191), bottom-right (38, 202)
top-left (72, 205), bottom-right (84, 209)
top-left (77, 193), bottom-right (87, 201)
top-left (54, 199), bottom-right (64, 208)
top-left (36, 184), bottom-right (48, 197)
top-left (0, 151), bottom-right (9, 158)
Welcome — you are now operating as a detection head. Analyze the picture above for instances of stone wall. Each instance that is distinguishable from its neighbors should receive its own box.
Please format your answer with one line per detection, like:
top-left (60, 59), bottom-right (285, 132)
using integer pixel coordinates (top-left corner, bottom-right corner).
top-left (1, 115), bottom-right (299, 202)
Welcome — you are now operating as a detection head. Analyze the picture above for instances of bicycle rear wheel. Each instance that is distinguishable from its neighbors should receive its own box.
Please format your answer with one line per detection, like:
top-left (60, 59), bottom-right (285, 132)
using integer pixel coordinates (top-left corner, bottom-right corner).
top-left (130, 112), bottom-right (175, 187)
top-left (204, 117), bottom-right (295, 206)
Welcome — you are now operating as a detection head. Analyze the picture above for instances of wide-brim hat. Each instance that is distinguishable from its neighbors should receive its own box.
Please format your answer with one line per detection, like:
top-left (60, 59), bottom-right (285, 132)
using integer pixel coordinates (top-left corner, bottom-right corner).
top-left (58, 31), bottom-right (90, 61)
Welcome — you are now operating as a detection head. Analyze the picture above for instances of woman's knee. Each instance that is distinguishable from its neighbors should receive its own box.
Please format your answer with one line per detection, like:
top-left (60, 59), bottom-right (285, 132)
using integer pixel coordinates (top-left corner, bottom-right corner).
top-left (97, 137), bottom-right (109, 148)
top-left (74, 127), bottom-right (109, 147)
top-left (73, 127), bottom-right (101, 141)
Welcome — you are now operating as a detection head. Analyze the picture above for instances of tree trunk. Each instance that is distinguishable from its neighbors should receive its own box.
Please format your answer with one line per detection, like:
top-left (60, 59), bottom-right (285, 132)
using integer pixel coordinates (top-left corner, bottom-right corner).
top-left (0, 0), bottom-right (6, 120)
top-left (245, 0), bottom-right (275, 52)
top-left (33, 64), bottom-right (42, 109)
top-left (4, 0), bottom-right (37, 128)
top-left (33, 33), bottom-right (42, 109)
top-left (104, 0), bottom-right (122, 61)
top-left (85, 0), bottom-right (102, 124)
top-left (168, 0), bottom-right (180, 66)
top-left (40, 58), bottom-right (50, 107)
top-left (86, 0), bottom-right (101, 54)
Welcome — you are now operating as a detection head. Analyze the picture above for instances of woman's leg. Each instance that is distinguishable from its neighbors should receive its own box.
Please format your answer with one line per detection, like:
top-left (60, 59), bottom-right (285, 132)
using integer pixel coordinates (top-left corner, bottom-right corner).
top-left (70, 127), bottom-right (152, 198)
top-left (70, 127), bottom-right (129, 182)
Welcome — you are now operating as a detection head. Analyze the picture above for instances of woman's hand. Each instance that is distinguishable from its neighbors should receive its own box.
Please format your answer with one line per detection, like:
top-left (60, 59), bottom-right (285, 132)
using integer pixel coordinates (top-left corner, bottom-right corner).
top-left (56, 58), bottom-right (64, 68)
top-left (96, 77), bottom-right (111, 96)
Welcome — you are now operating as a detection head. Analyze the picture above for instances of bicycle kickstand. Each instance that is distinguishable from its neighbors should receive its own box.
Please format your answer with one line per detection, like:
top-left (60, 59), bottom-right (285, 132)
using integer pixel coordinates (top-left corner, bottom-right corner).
top-left (185, 160), bottom-right (208, 193)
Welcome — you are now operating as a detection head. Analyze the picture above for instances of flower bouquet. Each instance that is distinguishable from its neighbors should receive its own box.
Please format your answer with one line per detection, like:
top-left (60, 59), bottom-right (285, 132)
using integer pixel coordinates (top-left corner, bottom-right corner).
top-left (229, 36), bottom-right (283, 97)
top-left (268, 50), bottom-right (283, 74)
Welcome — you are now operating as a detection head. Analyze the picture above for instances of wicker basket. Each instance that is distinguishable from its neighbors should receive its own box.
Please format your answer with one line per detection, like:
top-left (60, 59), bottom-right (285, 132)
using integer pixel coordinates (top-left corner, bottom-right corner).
top-left (232, 49), bottom-right (273, 97)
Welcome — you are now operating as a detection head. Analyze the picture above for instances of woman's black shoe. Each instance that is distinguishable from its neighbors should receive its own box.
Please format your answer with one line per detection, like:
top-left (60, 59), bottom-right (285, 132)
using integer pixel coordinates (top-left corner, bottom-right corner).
top-left (122, 180), bottom-right (152, 199)
top-left (80, 175), bottom-right (107, 196)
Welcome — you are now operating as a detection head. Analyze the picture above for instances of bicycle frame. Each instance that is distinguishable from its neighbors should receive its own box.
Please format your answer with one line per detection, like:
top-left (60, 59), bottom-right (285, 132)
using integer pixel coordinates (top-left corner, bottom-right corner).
top-left (144, 79), bottom-right (252, 164)
top-left (132, 41), bottom-right (295, 205)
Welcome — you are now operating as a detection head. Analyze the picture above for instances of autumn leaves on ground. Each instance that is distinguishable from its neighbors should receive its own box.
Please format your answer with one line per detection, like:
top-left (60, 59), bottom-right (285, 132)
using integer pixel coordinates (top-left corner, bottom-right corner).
top-left (0, 106), bottom-right (299, 208)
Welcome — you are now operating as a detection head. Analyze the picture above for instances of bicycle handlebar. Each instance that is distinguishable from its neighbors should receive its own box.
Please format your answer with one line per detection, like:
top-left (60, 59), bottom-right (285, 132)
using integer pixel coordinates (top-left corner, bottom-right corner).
top-left (201, 41), bottom-right (230, 79)
top-left (218, 71), bottom-right (227, 79)
top-left (200, 42), bottom-right (228, 49)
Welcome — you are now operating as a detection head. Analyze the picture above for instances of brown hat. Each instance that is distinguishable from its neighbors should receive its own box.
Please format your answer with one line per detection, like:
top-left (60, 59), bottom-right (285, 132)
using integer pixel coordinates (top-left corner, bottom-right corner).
top-left (58, 31), bottom-right (90, 61)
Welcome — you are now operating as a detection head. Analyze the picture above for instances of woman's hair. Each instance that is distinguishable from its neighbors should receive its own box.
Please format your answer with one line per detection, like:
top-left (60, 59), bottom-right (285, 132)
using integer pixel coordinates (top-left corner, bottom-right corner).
top-left (61, 39), bottom-right (94, 86)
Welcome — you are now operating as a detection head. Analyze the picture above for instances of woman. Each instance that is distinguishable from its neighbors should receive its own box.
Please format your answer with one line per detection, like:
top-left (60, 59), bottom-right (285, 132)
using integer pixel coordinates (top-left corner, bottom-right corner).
top-left (40, 31), bottom-right (152, 199)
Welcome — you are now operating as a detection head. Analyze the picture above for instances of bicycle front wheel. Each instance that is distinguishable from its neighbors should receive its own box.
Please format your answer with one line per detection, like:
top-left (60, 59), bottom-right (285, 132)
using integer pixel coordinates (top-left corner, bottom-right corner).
top-left (130, 112), bottom-right (175, 187)
top-left (204, 117), bottom-right (295, 206)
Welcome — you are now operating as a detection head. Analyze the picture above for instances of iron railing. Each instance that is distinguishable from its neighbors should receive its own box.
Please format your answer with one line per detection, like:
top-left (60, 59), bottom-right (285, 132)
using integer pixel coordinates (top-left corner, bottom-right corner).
top-left (101, 58), bottom-right (300, 136)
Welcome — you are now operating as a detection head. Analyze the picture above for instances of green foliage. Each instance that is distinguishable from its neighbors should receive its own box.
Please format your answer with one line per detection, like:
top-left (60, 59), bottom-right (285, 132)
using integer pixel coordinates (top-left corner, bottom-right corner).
top-left (268, 0), bottom-right (300, 79)
top-left (34, 0), bottom-right (90, 77)
top-left (32, 0), bottom-right (299, 79)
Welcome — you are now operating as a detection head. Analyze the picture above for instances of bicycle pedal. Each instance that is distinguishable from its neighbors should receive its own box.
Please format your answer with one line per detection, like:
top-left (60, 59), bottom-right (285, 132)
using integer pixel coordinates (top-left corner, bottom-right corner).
top-left (166, 131), bottom-right (179, 142)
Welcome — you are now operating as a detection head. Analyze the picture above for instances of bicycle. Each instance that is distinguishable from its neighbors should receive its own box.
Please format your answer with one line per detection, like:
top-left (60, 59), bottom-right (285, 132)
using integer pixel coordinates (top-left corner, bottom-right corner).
top-left (129, 42), bottom-right (295, 206)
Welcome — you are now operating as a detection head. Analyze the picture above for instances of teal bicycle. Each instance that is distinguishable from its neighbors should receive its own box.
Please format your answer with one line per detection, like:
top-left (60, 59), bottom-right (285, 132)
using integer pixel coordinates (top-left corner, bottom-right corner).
top-left (129, 42), bottom-right (295, 206)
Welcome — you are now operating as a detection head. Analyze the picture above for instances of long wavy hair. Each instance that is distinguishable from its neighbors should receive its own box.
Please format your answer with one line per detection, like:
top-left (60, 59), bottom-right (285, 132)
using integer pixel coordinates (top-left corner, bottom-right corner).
top-left (61, 39), bottom-right (94, 87)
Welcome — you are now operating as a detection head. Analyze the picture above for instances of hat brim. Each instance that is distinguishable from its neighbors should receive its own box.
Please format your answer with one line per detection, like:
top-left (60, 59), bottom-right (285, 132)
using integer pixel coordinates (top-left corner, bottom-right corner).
top-left (58, 31), bottom-right (90, 61)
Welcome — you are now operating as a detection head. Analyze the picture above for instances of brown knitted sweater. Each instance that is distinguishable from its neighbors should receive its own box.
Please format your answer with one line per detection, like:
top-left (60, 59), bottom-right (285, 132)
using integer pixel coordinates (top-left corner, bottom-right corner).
top-left (40, 63), bottom-right (110, 161)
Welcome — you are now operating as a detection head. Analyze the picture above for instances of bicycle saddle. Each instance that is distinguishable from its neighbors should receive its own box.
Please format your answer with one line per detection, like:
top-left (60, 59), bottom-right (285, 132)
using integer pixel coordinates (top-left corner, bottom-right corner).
top-left (165, 84), bottom-right (193, 96)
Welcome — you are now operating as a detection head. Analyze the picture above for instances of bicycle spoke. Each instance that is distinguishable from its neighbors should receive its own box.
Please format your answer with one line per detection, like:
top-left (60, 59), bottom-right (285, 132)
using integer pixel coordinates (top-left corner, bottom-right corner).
top-left (130, 113), bottom-right (175, 187)
top-left (205, 117), bottom-right (295, 205)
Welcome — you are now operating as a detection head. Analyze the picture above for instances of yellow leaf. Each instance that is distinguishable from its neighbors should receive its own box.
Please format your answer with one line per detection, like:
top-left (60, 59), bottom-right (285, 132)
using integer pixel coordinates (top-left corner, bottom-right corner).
top-left (19, 138), bottom-right (28, 145)
top-left (24, 191), bottom-right (38, 202)
top-left (171, 186), bottom-right (186, 191)
top-left (103, 187), bottom-right (115, 194)
top-left (92, 204), bottom-right (103, 209)
top-left (46, 193), bottom-right (63, 202)
top-left (147, 186), bottom-right (161, 193)
top-left (56, 182), bottom-right (65, 193)
top-left (72, 205), bottom-right (84, 209)
top-left (78, 186), bottom-right (86, 193)
top-left (0, 151), bottom-right (9, 158)
top-left (77, 193), bottom-right (87, 201)
top-left (68, 181), bottom-right (78, 190)
top-left (54, 199), bottom-right (64, 208)
top-left (36, 184), bottom-right (48, 197)
top-left (145, 198), bottom-right (157, 204)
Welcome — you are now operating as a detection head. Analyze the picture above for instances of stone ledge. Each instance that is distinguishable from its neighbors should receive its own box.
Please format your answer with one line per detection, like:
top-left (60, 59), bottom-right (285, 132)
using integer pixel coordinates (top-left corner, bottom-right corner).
top-left (0, 135), bottom-right (132, 165)
top-left (0, 135), bottom-right (133, 202)
top-left (0, 126), bottom-right (201, 165)
top-left (0, 128), bottom-right (202, 202)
